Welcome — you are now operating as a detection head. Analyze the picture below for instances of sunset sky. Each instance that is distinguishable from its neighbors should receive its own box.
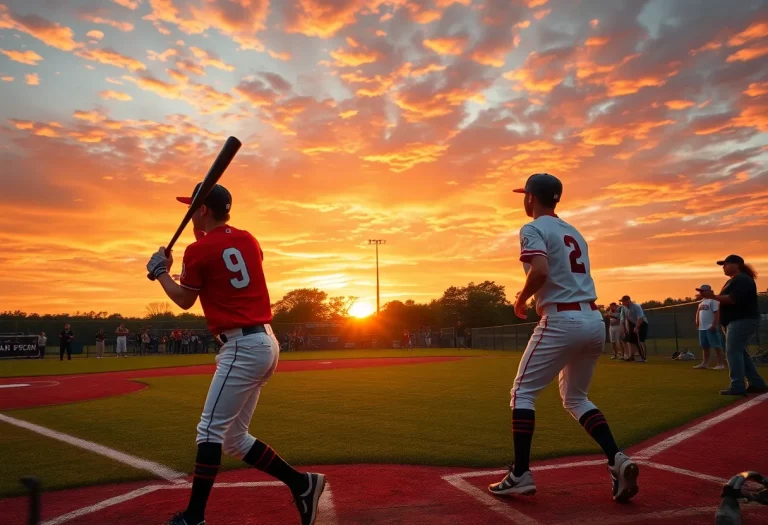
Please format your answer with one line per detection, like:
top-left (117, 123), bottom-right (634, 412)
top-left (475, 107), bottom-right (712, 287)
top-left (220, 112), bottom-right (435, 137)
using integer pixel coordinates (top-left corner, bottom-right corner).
top-left (0, 0), bottom-right (766, 318)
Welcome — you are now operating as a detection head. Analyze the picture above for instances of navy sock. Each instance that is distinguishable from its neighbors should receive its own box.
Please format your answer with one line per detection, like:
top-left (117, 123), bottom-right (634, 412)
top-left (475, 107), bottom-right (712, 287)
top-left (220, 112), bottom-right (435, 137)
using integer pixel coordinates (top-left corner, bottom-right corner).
top-left (579, 409), bottom-right (620, 465)
top-left (184, 442), bottom-right (221, 523)
top-left (243, 440), bottom-right (307, 493)
top-left (511, 408), bottom-right (535, 477)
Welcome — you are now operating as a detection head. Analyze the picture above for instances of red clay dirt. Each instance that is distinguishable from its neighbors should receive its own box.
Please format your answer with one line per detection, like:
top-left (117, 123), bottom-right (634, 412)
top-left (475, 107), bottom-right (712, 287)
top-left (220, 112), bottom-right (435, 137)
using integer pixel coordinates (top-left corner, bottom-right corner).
top-left (0, 356), bottom-right (465, 410)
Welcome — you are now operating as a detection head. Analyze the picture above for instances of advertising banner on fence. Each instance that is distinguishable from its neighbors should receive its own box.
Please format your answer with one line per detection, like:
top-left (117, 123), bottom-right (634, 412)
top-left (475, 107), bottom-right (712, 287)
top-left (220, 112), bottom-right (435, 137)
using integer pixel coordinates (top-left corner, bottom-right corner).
top-left (0, 334), bottom-right (40, 359)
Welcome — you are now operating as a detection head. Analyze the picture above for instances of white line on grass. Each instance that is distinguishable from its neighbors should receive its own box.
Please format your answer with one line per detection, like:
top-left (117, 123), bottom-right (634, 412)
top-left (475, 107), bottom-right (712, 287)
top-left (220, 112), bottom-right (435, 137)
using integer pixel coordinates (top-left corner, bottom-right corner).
top-left (635, 392), bottom-right (768, 459)
top-left (0, 413), bottom-right (186, 483)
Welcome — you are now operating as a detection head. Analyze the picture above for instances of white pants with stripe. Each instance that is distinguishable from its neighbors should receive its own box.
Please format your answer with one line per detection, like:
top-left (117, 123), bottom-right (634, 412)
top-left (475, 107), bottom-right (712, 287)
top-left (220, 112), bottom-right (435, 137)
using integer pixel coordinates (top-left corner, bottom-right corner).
top-left (511, 307), bottom-right (604, 420)
top-left (196, 326), bottom-right (279, 459)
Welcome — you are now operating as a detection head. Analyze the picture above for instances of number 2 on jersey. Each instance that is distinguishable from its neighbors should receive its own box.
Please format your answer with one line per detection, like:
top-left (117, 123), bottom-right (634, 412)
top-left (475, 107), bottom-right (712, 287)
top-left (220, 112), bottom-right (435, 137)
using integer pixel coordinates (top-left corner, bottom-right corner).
top-left (222, 248), bottom-right (251, 289)
top-left (563, 235), bottom-right (586, 274)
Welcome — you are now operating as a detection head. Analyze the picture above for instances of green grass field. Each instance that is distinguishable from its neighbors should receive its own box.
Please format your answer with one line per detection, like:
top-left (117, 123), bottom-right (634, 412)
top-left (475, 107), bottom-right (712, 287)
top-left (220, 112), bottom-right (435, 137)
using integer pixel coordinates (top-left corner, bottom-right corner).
top-left (0, 350), bottom-right (736, 497)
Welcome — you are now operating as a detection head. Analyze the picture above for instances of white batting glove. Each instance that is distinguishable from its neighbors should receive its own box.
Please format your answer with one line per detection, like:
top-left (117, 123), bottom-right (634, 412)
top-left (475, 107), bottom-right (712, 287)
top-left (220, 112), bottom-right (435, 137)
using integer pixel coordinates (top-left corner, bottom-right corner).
top-left (146, 250), bottom-right (169, 279)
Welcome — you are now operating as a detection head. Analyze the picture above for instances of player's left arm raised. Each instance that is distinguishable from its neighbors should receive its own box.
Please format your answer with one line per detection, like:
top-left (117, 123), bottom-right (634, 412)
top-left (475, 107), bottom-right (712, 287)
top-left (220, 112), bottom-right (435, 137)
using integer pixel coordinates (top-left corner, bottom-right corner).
top-left (146, 246), bottom-right (199, 310)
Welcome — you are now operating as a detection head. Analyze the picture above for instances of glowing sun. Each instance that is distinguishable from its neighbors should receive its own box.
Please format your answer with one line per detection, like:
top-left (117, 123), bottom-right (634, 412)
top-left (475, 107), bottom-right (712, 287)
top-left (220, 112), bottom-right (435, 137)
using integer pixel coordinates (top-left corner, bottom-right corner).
top-left (349, 300), bottom-right (375, 318)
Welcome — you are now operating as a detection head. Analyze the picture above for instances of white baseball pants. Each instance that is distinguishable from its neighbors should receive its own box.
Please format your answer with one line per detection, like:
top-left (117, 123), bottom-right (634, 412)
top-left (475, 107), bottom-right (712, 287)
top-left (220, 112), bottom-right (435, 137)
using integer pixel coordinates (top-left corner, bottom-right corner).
top-left (196, 326), bottom-right (279, 459)
top-left (511, 307), bottom-right (605, 420)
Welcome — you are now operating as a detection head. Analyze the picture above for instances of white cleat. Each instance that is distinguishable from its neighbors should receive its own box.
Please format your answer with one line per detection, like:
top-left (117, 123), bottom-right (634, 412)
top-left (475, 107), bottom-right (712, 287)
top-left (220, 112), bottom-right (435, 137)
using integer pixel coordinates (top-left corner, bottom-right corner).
top-left (609, 452), bottom-right (639, 502)
top-left (488, 469), bottom-right (536, 496)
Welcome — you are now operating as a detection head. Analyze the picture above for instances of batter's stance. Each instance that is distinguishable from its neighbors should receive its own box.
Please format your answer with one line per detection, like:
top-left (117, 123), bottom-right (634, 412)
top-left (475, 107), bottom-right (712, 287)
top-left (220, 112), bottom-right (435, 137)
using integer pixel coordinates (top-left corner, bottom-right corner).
top-left (146, 184), bottom-right (325, 525)
top-left (489, 173), bottom-right (639, 502)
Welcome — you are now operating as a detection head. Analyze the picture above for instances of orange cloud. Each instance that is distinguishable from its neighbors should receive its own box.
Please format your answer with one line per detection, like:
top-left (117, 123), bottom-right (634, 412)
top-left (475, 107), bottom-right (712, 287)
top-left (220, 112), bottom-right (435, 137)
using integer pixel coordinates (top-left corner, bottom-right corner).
top-left (25, 73), bottom-right (39, 85)
top-left (585, 36), bottom-right (609, 47)
top-left (75, 48), bottom-right (146, 71)
top-left (1, 75), bottom-right (13, 82)
top-left (405, 3), bottom-right (442, 24)
top-left (689, 40), bottom-right (721, 55)
top-left (436, 0), bottom-right (471, 5)
top-left (268, 49), bottom-right (292, 61)
top-left (533, 9), bottom-right (551, 20)
top-left (124, 74), bottom-right (182, 98)
top-left (0, 4), bottom-right (80, 50)
top-left (100, 90), bottom-right (133, 101)
top-left (330, 46), bottom-right (382, 67)
top-left (605, 74), bottom-right (671, 96)
top-left (745, 82), bottom-right (768, 97)
top-left (0, 49), bottom-right (43, 65)
top-left (147, 48), bottom-right (178, 62)
top-left (189, 46), bottom-right (235, 71)
top-left (505, 49), bottom-right (569, 93)
top-left (363, 143), bottom-right (449, 172)
top-left (284, 0), bottom-right (363, 38)
top-left (423, 35), bottom-right (468, 55)
top-left (113, 0), bottom-right (140, 9)
top-left (726, 44), bottom-right (768, 62)
top-left (527, 0), bottom-right (548, 7)
top-left (727, 21), bottom-right (768, 46)
top-left (86, 29), bottom-right (105, 41)
top-left (82, 14), bottom-right (134, 32)
top-left (665, 99), bottom-right (695, 110)
top-left (73, 109), bottom-right (105, 123)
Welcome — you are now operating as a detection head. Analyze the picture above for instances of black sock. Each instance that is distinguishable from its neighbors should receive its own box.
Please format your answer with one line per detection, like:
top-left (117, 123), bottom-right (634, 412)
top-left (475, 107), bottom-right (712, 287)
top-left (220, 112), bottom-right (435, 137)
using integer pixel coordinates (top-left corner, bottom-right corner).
top-left (243, 440), bottom-right (307, 493)
top-left (184, 443), bottom-right (221, 523)
top-left (579, 409), bottom-right (620, 465)
top-left (511, 408), bottom-right (535, 477)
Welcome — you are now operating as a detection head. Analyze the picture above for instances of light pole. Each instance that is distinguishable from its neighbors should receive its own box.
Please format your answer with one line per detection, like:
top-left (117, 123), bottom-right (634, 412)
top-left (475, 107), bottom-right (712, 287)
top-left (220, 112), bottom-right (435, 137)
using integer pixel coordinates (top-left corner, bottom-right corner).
top-left (368, 239), bottom-right (386, 315)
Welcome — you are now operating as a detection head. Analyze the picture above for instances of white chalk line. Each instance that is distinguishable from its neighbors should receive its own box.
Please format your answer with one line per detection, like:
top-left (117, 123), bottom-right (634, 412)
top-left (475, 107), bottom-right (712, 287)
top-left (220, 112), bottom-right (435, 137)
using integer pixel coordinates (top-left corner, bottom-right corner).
top-left (41, 480), bottom-right (339, 525)
top-left (0, 383), bottom-right (30, 389)
top-left (0, 413), bottom-right (186, 483)
top-left (441, 394), bottom-right (768, 523)
top-left (635, 392), bottom-right (768, 459)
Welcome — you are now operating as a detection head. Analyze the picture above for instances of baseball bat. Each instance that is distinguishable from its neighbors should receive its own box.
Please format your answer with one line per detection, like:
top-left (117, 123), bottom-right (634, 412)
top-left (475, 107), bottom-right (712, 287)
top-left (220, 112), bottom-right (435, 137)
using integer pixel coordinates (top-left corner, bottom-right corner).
top-left (147, 136), bottom-right (242, 280)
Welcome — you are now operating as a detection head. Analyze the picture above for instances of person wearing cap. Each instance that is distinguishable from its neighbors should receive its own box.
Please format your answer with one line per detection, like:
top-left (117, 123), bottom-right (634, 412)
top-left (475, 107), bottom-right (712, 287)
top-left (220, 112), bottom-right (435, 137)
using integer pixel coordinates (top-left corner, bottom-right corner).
top-left (620, 295), bottom-right (647, 362)
top-left (607, 303), bottom-right (623, 359)
top-left (694, 284), bottom-right (725, 370)
top-left (489, 173), bottom-right (639, 503)
top-left (145, 183), bottom-right (326, 525)
top-left (697, 255), bottom-right (766, 396)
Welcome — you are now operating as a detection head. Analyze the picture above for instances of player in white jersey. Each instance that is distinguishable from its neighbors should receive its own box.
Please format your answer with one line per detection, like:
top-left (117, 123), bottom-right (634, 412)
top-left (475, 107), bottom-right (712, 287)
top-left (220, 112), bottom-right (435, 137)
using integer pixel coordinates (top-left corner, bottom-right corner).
top-left (489, 173), bottom-right (639, 502)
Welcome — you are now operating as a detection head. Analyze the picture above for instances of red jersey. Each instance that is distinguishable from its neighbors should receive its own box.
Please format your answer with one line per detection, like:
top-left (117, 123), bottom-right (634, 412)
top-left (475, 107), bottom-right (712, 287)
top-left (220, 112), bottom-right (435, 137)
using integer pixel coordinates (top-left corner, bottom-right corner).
top-left (179, 225), bottom-right (273, 334)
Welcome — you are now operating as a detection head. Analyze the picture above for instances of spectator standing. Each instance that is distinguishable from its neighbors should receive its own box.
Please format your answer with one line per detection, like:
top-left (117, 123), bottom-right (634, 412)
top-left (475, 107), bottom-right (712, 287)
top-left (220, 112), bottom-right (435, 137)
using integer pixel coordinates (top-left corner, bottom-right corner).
top-left (141, 330), bottom-right (150, 356)
top-left (182, 331), bottom-right (190, 354)
top-left (694, 285), bottom-right (726, 370)
top-left (59, 324), bottom-right (74, 361)
top-left (95, 329), bottom-right (106, 359)
top-left (37, 332), bottom-right (47, 359)
top-left (456, 321), bottom-right (467, 349)
top-left (697, 255), bottom-right (767, 396)
top-left (424, 330), bottom-right (432, 348)
top-left (160, 334), bottom-right (168, 354)
top-left (115, 323), bottom-right (129, 358)
top-left (607, 303), bottom-right (624, 359)
top-left (620, 296), bottom-right (647, 362)
top-left (173, 328), bottom-right (182, 353)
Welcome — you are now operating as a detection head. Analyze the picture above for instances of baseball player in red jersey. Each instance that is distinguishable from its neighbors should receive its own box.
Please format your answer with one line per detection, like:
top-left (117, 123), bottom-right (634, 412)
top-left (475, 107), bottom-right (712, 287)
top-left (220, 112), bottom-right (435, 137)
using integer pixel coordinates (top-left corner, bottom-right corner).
top-left (488, 173), bottom-right (639, 502)
top-left (146, 183), bottom-right (325, 525)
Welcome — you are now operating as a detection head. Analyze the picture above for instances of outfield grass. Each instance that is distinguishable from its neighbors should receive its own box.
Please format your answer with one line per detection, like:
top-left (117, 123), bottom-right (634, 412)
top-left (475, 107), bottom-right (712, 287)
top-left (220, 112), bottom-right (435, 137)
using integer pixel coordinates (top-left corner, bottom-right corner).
top-left (0, 352), bottom-right (736, 497)
top-left (0, 349), bottom-right (489, 378)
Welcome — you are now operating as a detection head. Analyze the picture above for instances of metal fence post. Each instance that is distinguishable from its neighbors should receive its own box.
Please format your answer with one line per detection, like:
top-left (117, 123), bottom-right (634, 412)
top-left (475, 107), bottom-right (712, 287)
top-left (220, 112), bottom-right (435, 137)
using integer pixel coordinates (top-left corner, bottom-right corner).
top-left (672, 305), bottom-right (679, 354)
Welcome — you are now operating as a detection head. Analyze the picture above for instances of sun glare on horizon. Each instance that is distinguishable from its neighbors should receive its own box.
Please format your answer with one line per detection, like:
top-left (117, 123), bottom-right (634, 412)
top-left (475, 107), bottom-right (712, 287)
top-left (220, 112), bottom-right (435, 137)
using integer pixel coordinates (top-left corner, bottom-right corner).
top-left (349, 300), bottom-right (376, 318)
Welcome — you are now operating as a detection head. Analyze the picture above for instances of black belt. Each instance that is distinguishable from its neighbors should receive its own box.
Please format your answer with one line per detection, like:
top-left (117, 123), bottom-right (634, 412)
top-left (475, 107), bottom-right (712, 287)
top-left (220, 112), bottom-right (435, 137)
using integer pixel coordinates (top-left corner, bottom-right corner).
top-left (220, 324), bottom-right (266, 343)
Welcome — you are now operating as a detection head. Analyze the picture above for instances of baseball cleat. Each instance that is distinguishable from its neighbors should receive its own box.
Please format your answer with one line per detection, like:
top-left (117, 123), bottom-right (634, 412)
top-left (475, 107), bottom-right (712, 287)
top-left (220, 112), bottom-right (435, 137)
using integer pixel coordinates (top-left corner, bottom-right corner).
top-left (166, 511), bottom-right (205, 525)
top-left (609, 452), bottom-right (639, 502)
top-left (293, 472), bottom-right (326, 525)
top-left (693, 364), bottom-right (709, 369)
top-left (488, 468), bottom-right (536, 496)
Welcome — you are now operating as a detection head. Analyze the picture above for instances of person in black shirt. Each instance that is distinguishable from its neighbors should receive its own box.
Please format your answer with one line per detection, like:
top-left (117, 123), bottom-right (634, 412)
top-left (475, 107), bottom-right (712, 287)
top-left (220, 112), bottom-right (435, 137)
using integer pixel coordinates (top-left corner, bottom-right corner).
top-left (697, 254), bottom-right (766, 396)
top-left (60, 324), bottom-right (74, 361)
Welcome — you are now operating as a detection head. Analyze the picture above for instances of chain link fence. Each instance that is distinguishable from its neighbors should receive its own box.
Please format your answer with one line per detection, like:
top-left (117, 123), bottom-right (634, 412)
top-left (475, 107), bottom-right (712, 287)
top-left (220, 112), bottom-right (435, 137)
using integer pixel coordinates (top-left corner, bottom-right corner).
top-left (470, 299), bottom-right (768, 358)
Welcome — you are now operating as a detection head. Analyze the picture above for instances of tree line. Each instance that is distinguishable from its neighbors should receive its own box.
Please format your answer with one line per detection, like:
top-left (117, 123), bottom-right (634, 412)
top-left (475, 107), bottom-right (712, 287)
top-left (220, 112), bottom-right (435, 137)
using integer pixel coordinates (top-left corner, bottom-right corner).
top-left (0, 280), bottom-right (729, 329)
